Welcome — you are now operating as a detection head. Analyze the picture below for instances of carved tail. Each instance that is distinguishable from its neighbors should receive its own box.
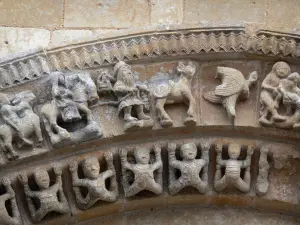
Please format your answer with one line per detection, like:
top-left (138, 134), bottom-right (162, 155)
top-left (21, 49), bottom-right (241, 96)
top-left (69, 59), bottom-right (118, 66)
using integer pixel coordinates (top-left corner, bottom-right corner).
top-left (203, 91), bottom-right (223, 104)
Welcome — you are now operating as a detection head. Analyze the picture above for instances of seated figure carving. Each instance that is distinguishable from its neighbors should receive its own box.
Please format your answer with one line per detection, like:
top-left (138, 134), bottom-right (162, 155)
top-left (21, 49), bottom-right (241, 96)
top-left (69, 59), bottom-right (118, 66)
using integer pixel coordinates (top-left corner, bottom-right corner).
top-left (97, 61), bottom-right (153, 132)
top-left (259, 62), bottom-right (300, 129)
top-left (18, 166), bottom-right (69, 222)
top-left (0, 91), bottom-right (43, 161)
top-left (0, 177), bottom-right (20, 225)
top-left (69, 152), bottom-right (118, 210)
top-left (214, 143), bottom-right (254, 193)
top-left (203, 67), bottom-right (257, 124)
top-left (41, 72), bottom-right (102, 147)
top-left (119, 145), bottom-right (163, 197)
top-left (153, 61), bottom-right (197, 127)
top-left (168, 142), bottom-right (210, 195)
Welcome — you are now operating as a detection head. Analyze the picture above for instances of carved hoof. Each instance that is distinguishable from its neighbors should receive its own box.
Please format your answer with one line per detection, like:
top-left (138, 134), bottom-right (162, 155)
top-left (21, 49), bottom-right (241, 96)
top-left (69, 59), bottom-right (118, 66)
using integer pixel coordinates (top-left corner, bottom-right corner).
top-left (160, 119), bottom-right (173, 127)
top-left (184, 117), bottom-right (197, 126)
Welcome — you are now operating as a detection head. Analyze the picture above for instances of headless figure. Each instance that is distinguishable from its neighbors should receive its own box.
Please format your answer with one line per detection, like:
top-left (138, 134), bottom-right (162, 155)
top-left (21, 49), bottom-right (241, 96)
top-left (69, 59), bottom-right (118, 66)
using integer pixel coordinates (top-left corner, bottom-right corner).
top-left (19, 166), bottom-right (69, 222)
top-left (69, 153), bottom-right (118, 210)
top-left (119, 145), bottom-right (162, 197)
top-left (168, 142), bottom-right (209, 195)
top-left (0, 178), bottom-right (20, 225)
top-left (214, 143), bottom-right (254, 193)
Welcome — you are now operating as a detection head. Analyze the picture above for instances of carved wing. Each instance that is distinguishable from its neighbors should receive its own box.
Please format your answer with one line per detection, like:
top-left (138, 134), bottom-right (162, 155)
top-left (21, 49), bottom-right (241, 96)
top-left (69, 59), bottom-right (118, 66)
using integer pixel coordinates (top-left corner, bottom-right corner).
top-left (215, 69), bottom-right (245, 97)
top-left (203, 91), bottom-right (223, 104)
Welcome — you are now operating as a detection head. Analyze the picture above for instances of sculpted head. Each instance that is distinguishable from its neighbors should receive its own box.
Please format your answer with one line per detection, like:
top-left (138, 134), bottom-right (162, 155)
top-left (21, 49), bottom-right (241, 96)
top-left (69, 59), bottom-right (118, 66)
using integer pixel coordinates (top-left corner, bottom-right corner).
top-left (177, 61), bottom-right (196, 79)
top-left (180, 143), bottom-right (197, 160)
top-left (114, 61), bottom-right (134, 86)
top-left (134, 148), bottom-right (150, 164)
top-left (228, 143), bottom-right (241, 160)
top-left (82, 156), bottom-right (100, 180)
top-left (272, 61), bottom-right (290, 78)
top-left (34, 168), bottom-right (50, 189)
top-left (287, 72), bottom-right (300, 85)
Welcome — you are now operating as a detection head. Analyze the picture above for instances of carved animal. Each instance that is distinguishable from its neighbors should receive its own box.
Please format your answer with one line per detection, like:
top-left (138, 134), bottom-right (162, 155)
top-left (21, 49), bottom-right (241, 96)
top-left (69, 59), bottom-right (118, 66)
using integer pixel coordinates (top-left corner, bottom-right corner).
top-left (168, 142), bottom-right (210, 195)
top-left (203, 67), bottom-right (258, 124)
top-left (214, 143), bottom-right (254, 193)
top-left (119, 145), bottom-right (163, 197)
top-left (19, 166), bottom-right (69, 222)
top-left (0, 91), bottom-right (43, 160)
top-left (0, 177), bottom-right (20, 225)
top-left (153, 61), bottom-right (197, 127)
top-left (69, 153), bottom-right (118, 210)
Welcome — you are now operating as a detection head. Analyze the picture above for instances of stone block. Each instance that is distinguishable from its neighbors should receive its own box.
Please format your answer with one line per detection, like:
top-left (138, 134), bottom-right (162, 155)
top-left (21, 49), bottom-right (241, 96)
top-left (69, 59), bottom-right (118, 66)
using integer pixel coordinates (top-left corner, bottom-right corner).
top-left (0, 0), bottom-right (63, 27)
top-left (151, 0), bottom-right (183, 24)
top-left (185, 0), bottom-right (266, 24)
top-left (64, 0), bottom-right (150, 28)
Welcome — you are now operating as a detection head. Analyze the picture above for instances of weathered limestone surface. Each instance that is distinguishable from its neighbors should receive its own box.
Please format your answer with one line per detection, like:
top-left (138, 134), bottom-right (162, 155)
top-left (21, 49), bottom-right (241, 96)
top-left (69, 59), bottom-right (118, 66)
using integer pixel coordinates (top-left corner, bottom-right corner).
top-left (0, 0), bottom-right (63, 27)
top-left (151, 0), bottom-right (183, 24)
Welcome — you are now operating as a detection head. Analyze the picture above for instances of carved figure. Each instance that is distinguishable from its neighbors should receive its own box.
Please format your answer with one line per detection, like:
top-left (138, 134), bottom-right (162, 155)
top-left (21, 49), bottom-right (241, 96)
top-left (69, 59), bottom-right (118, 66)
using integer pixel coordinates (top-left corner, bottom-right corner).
top-left (168, 142), bottom-right (210, 195)
top-left (119, 145), bottom-right (163, 197)
top-left (69, 152), bottom-right (118, 210)
top-left (203, 67), bottom-right (258, 124)
top-left (256, 146), bottom-right (270, 196)
top-left (153, 61), bottom-right (197, 127)
top-left (96, 69), bottom-right (116, 95)
top-left (214, 143), bottom-right (254, 193)
top-left (0, 177), bottom-right (20, 225)
top-left (259, 61), bottom-right (290, 126)
top-left (19, 166), bottom-right (69, 222)
top-left (41, 72), bottom-right (101, 146)
top-left (0, 91), bottom-right (43, 161)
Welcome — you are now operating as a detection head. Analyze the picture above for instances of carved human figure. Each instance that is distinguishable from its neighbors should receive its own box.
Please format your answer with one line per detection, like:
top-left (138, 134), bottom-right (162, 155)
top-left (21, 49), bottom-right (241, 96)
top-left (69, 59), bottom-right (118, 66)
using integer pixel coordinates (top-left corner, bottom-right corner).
top-left (0, 177), bottom-right (20, 225)
top-left (69, 153), bottom-right (118, 210)
top-left (203, 67), bottom-right (258, 124)
top-left (153, 61), bottom-right (197, 127)
top-left (168, 142), bottom-right (210, 195)
top-left (96, 69), bottom-right (116, 95)
top-left (256, 146), bottom-right (270, 196)
top-left (41, 72), bottom-right (101, 146)
top-left (259, 61), bottom-right (290, 125)
top-left (214, 143), bottom-right (254, 193)
top-left (119, 145), bottom-right (163, 197)
top-left (19, 166), bottom-right (69, 222)
top-left (113, 61), bottom-right (152, 131)
top-left (0, 91), bottom-right (43, 160)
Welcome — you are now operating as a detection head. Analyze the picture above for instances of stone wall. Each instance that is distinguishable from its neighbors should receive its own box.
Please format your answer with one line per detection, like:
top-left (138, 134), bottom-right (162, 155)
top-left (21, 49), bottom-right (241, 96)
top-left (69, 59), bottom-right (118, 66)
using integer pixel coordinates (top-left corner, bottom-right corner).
top-left (1, 0), bottom-right (300, 60)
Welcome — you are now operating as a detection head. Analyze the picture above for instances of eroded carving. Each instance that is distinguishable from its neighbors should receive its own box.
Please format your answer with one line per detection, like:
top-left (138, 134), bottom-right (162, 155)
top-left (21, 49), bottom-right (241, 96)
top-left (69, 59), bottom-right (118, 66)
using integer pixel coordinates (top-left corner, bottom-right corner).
top-left (168, 142), bottom-right (210, 195)
top-left (153, 61), bottom-right (197, 127)
top-left (69, 152), bottom-right (118, 210)
top-left (256, 146), bottom-right (270, 196)
top-left (203, 67), bottom-right (258, 124)
top-left (19, 166), bottom-right (69, 222)
top-left (0, 91), bottom-right (43, 161)
top-left (259, 62), bottom-right (300, 129)
top-left (119, 145), bottom-right (163, 197)
top-left (97, 61), bottom-right (153, 132)
top-left (41, 72), bottom-right (101, 147)
top-left (0, 177), bottom-right (20, 225)
top-left (214, 143), bottom-right (254, 193)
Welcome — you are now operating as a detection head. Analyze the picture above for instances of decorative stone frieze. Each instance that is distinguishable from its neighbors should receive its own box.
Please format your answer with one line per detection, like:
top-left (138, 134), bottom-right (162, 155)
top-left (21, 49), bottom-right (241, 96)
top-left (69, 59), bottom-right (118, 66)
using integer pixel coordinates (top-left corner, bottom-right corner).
top-left (18, 165), bottom-right (69, 222)
top-left (168, 141), bottom-right (210, 195)
top-left (69, 152), bottom-right (118, 210)
top-left (119, 145), bottom-right (163, 197)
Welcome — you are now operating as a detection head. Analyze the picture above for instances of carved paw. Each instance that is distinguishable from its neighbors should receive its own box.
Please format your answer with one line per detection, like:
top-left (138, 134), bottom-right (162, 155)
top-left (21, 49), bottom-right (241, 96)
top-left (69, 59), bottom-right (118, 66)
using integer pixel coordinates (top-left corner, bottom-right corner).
top-left (54, 165), bottom-right (62, 176)
top-left (69, 159), bottom-right (78, 172)
top-left (18, 173), bottom-right (28, 184)
top-left (104, 152), bottom-right (113, 162)
top-left (168, 143), bottom-right (176, 151)
top-left (2, 177), bottom-right (10, 186)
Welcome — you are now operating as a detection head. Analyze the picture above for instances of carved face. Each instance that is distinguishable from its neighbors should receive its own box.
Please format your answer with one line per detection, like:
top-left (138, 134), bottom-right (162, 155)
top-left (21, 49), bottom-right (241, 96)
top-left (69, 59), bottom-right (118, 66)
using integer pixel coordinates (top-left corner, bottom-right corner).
top-left (228, 143), bottom-right (241, 159)
top-left (134, 148), bottom-right (150, 164)
top-left (82, 157), bottom-right (100, 179)
top-left (274, 62), bottom-right (290, 78)
top-left (34, 168), bottom-right (50, 189)
top-left (118, 66), bottom-right (134, 86)
top-left (180, 143), bottom-right (197, 160)
top-left (177, 61), bottom-right (196, 79)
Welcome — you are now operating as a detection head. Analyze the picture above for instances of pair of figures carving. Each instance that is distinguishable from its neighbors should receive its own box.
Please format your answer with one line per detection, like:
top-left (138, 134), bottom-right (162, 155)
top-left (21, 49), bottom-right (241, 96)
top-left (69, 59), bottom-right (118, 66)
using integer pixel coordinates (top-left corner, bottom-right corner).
top-left (0, 91), bottom-right (43, 161)
top-left (259, 61), bottom-right (300, 129)
top-left (97, 61), bottom-right (198, 130)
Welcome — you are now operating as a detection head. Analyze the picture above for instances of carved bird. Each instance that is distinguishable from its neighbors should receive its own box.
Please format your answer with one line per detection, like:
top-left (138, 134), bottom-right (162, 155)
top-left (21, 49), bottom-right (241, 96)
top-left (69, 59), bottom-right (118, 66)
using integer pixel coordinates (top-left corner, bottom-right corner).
top-left (203, 67), bottom-right (258, 124)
